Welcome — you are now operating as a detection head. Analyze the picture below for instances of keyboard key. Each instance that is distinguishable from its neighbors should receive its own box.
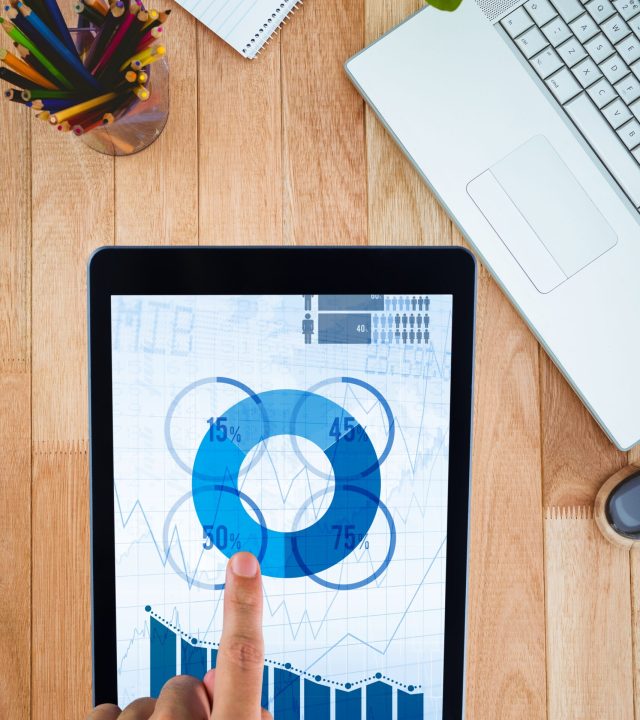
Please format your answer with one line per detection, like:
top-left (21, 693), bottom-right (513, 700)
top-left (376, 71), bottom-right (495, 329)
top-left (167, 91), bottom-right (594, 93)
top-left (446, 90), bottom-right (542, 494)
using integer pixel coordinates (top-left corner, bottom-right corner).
top-left (586, 0), bottom-right (616, 20)
top-left (627, 14), bottom-right (640, 31)
top-left (570, 12), bottom-right (600, 40)
top-left (502, 6), bottom-right (534, 37)
top-left (616, 35), bottom-right (640, 64)
top-left (542, 17), bottom-right (573, 45)
top-left (601, 14), bottom-right (631, 41)
top-left (525, 0), bottom-right (557, 24)
top-left (588, 76), bottom-right (618, 104)
top-left (618, 118), bottom-right (640, 146)
top-left (573, 56), bottom-right (603, 84)
top-left (632, 98), bottom-right (640, 117)
top-left (546, 67), bottom-right (583, 101)
top-left (552, 0), bottom-right (584, 20)
top-left (531, 46), bottom-right (564, 77)
top-left (566, 93), bottom-right (640, 205)
top-left (600, 52), bottom-right (629, 81)
top-left (585, 33), bottom-right (615, 62)
top-left (517, 26), bottom-right (550, 57)
top-left (603, 96), bottom-right (633, 125)
top-left (558, 36), bottom-right (588, 64)
top-left (612, 0), bottom-right (640, 19)
top-left (615, 73), bottom-right (640, 101)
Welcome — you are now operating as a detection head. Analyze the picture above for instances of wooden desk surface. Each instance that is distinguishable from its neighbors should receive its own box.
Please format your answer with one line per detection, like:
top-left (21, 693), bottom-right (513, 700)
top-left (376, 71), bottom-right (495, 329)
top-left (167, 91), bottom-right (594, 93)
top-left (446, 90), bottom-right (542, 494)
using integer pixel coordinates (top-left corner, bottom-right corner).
top-left (1, 1), bottom-right (638, 717)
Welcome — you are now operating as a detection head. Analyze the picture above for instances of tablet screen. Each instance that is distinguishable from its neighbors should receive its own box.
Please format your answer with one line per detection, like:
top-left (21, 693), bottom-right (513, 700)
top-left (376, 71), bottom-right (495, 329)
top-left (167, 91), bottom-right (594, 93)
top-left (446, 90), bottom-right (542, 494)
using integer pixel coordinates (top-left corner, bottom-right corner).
top-left (111, 293), bottom-right (453, 719)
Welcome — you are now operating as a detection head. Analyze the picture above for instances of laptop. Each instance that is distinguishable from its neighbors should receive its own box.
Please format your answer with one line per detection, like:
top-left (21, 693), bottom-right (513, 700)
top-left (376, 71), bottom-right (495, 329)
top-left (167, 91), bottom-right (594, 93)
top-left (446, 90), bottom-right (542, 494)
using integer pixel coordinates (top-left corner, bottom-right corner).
top-left (345, 0), bottom-right (640, 451)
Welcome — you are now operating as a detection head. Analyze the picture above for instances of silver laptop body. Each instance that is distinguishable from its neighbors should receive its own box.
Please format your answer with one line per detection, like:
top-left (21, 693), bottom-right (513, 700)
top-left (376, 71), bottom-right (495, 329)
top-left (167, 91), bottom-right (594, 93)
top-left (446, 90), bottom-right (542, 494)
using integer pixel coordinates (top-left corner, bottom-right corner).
top-left (346, 0), bottom-right (640, 450)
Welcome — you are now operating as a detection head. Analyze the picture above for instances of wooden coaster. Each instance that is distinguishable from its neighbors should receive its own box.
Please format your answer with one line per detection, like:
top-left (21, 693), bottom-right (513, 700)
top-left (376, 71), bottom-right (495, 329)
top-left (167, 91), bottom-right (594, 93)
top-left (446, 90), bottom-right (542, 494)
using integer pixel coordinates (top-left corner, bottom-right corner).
top-left (594, 463), bottom-right (640, 549)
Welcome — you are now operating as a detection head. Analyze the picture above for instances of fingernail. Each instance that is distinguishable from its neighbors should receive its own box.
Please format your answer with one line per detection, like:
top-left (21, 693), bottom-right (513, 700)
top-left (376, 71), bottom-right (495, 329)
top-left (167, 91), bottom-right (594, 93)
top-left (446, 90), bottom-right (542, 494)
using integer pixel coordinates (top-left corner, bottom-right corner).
top-left (230, 552), bottom-right (258, 578)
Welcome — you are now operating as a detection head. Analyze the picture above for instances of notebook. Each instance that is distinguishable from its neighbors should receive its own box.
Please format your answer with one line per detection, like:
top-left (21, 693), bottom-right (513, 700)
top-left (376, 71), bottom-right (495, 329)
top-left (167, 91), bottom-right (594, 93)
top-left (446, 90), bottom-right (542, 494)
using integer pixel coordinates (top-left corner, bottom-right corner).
top-left (179, 0), bottom-right (303, 59)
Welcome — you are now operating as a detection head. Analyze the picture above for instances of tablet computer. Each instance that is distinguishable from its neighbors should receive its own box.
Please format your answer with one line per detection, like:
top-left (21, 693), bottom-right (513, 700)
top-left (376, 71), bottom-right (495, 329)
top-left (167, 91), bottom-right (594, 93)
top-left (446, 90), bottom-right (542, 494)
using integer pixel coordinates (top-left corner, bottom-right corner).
top-left (89, 247), bottom-right (475, 720)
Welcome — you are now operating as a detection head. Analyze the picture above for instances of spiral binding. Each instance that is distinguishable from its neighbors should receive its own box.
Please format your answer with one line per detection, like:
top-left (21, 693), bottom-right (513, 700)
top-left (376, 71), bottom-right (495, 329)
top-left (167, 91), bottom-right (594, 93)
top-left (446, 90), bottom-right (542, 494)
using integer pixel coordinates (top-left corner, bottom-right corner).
top-left (242, 0), bottom-right (304, 58)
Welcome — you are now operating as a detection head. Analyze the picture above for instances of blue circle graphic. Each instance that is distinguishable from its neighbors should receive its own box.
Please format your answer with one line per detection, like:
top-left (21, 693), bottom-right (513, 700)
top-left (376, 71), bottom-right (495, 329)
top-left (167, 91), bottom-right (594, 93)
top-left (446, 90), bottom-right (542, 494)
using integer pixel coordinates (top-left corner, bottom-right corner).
top-left (192, 389), bottom-right (382, 578)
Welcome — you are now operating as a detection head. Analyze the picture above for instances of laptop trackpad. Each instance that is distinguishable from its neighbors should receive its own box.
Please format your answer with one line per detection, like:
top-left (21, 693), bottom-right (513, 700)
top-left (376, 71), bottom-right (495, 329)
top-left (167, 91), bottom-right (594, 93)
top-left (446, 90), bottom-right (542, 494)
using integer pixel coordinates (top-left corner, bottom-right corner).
top-left (467, 135), bottom-right (617, 294)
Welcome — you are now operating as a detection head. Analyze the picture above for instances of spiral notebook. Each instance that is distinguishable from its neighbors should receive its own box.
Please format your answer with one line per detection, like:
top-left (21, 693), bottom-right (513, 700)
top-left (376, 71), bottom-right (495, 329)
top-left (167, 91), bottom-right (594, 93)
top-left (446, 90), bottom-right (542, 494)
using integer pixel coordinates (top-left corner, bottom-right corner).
top-left (179, 0), bottom-right (303, 58)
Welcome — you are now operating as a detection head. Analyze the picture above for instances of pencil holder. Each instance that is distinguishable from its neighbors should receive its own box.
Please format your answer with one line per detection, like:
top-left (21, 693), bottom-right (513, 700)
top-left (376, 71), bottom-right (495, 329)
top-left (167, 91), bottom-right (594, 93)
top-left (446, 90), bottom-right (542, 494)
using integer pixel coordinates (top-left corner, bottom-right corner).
top-left (70, 26), bottom-right (169, 156)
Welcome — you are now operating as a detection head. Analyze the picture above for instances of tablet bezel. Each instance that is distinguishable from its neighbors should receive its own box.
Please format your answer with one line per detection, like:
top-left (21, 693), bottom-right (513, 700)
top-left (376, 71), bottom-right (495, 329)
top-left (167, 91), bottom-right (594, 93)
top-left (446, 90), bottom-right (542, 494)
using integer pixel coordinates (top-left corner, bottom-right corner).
top-left (88, 246), bottom-right (475, 718)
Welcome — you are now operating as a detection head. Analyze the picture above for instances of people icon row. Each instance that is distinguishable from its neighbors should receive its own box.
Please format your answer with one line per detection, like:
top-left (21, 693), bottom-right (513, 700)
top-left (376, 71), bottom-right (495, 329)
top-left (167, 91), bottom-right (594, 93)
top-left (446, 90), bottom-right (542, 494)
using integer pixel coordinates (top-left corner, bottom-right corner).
top-left (373, 328), bottom-right (429, 344)
top-left (384, 296), bottom-right (430, 312)
top-left (373, 313), bottom-right (430, 330)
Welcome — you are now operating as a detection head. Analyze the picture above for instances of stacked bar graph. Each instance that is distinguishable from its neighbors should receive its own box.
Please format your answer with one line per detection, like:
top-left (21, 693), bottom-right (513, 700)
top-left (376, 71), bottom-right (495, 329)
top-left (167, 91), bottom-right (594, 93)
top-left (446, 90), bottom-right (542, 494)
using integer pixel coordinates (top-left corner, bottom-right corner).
top-left (147, 607), bottom-right (424, 719)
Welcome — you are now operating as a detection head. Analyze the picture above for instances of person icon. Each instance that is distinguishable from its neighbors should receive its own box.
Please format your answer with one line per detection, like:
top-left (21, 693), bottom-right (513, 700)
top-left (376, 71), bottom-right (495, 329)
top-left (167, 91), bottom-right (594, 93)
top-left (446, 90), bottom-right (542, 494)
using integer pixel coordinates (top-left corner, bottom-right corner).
top-left (373, 314), bottom-right (379, 329)
top-left (395, 329), bottom-right (401, 343)
top-left (385, 296), bottom-right (391, 311)
top-left (402, 328), bottom-right (408, 344)
top-left (424, 330), bottom-right (430, 344)
top-left (416, 329), bottom-right (423, 344)
top-left (424, 296), bottom-right (430, 311)
top-left (417, 296), bottom-right (424, 312)
top-left (395, 313), bottom-right (401, 329)
top-left (302, 294), bottom-right (314, 312)
top-left (411, 295), bottom-right (417, 311)
top-left (409, 313), bottom-right (415, 329)
top-left (380, 314), bottom-right (387, 329)
top-left (409, 329), bottom-right (415, 344)
top-left (423, 314), bottom-right (430, 329)
top-left (402, 313), bottom-right (408, 328)
top-left (373, 328), bottom-right (379, 343)
top-left (302, 313), bottom-right (314, 344)
top-left (416, 314), bottom-right (423, 329)
top-left (392, 296), bottom-right (398, 311)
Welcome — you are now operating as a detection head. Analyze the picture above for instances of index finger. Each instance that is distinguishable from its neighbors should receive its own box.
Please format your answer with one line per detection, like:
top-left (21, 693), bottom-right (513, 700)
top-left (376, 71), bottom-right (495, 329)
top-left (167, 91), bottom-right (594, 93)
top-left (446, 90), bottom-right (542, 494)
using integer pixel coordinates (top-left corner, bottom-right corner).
top-left (212, 552), bottom-right (264, 720)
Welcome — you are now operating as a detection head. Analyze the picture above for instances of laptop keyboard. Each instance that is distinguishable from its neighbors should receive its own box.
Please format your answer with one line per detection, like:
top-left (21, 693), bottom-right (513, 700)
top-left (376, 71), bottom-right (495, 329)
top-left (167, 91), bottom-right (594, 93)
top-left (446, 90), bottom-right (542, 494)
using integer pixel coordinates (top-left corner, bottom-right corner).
top-left (502, 0), bottom-right (640, 209)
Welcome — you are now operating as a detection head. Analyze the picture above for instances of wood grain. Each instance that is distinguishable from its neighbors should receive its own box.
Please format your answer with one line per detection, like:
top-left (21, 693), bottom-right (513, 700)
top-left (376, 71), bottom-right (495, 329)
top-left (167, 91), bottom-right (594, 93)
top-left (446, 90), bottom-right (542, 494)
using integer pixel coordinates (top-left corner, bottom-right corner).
top-left (365, 0), bottom-right (453, 247)
top-left (282, 0), bottom-right (367, 246)
top-left (115, 1), bottom-right (198, 245)
top-left (197, 30), bottom-right (282, 245)
top-left (0, 102), bottom-right (30, 373)
top-left (31, 446), bottom-right (92, 720)
top-left (30, 124), bottom-right (114, 444)
top-left (544, 509), bottom-right (634, 719)
top-left (465, 267), bottom-right (547, 720)
top-left (540, 356), bottom-right (626, 508)
top-left (0, 375), bottom-right (31, 720)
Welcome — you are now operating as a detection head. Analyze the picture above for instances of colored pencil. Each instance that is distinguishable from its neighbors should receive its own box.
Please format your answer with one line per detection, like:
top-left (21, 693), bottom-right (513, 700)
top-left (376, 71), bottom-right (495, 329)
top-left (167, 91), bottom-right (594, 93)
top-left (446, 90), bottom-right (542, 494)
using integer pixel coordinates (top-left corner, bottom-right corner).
top-left (48, 89), bottom-right (119, 123)
top-left (92, 2), bottom-right (138, 76)
top-left (21, 87), bottom-right (83, 100)
top-left (0, 18), bottom-right (74, 89)
top-left (14, 44), bottom-right (62, 87)
top-left (17, 3), bottom-right (102, 90)
top-left (42, 0), bottom-right (79, 55)
top-left (75, 2), bottom-right (106, 27)
top-left (0, 64), bottom-right (42, 88)
top-left (84, 1), bottom-right (124, 72)
top-left (0, 47), bottom-right (58, 88)
top-left (4, 86), bottom-right (31, 103)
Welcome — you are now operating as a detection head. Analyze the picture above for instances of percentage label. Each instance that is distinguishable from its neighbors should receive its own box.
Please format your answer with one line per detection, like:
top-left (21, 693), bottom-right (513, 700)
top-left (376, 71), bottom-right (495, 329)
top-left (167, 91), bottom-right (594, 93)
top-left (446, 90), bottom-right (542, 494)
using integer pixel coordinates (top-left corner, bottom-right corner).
top-left (331, 525), bottom-right (370, 551)
top-left (202, 525), bottom-right (242, 551)
top-left (207, 416), bottom-right (242, 443)
top-left (329, 416), bottom-right (367, 442)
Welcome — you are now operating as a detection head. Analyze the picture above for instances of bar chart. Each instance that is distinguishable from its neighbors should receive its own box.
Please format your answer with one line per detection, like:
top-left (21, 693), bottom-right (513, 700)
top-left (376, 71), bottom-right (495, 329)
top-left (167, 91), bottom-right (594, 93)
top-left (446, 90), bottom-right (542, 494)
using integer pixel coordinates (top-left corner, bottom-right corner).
top-left (147, 607), bottom-right (424, 719)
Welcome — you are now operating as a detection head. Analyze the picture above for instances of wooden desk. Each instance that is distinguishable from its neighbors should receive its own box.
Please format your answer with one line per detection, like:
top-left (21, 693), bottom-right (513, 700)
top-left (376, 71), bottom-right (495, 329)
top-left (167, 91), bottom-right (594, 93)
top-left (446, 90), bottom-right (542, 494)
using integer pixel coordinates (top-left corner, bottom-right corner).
top-left (1, 1), bottom-right (638, 717)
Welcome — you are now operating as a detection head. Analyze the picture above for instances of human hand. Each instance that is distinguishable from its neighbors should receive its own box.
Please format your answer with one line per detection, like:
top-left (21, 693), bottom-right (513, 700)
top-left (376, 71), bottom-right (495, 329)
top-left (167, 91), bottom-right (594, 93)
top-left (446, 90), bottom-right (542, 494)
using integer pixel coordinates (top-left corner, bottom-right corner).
top-left (88, 552), bottom-right (270, 720)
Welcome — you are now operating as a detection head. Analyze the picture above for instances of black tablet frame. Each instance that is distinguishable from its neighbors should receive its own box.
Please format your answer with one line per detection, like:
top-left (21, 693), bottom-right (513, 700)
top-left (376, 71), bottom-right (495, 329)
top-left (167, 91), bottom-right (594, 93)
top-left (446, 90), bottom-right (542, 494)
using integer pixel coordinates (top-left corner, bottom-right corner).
top-left (88, 246), bottom-right (476, 718)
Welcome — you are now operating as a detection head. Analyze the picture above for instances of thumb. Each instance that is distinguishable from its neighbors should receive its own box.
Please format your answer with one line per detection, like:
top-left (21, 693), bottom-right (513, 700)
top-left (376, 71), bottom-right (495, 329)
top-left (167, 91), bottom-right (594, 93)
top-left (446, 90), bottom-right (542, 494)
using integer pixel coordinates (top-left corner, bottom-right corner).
top-left (212, 552), bottom-right (265, 720)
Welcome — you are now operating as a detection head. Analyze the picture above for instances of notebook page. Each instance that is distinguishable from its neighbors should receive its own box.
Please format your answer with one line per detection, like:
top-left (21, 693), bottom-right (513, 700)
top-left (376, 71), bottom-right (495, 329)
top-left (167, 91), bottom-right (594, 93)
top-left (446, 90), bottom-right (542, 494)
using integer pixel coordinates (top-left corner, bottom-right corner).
top-left (179, 0), bottom-right (302, 58)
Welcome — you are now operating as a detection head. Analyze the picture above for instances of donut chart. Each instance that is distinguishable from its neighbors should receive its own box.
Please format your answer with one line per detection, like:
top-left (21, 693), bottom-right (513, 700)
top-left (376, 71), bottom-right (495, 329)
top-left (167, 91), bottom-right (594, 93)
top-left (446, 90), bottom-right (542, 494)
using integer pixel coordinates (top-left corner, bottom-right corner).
top-left (191, 388), bottom-right (383, 579)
